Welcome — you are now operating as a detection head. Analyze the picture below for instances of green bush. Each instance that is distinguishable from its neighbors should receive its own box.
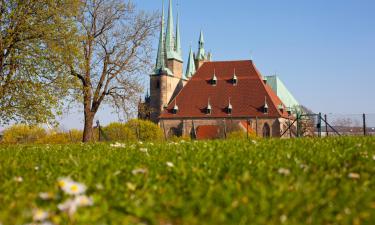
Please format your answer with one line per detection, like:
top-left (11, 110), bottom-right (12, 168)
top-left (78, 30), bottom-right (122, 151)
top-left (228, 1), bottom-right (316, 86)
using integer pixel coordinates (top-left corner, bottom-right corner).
top-left (125, 119), bottom-right (164, 142)
top-left (1, 124), bottom-right (47, 144)
top-left (36, 132), bottom-right (70, 144)
top-left (102, 122), bottom-right (137, 142)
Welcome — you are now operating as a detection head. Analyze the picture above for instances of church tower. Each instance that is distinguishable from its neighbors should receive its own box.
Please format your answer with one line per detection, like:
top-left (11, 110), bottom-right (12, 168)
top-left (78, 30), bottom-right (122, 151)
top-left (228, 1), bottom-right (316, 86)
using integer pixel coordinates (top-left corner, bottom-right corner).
top-left (149, 0), bottom-right (186, 123)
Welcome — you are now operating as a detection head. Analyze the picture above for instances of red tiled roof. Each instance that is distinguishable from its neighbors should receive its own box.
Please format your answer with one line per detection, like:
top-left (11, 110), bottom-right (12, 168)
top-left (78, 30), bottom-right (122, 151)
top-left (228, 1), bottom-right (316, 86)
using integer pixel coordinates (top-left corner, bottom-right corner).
top-left (160, 60), bottom-right (289, 119)
top-left (196, 125), bottom-right (221, 140)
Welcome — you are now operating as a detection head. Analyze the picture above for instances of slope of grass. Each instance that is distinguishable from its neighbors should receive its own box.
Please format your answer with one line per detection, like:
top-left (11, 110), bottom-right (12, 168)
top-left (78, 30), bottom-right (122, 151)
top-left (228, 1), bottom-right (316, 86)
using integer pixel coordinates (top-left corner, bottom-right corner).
top-left (0, 137), bottom-right (374, 225)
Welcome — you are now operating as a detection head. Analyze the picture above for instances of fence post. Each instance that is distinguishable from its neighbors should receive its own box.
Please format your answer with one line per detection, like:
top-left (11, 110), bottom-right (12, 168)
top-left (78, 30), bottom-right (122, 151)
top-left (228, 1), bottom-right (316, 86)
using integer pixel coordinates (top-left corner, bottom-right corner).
top-left (363, 113), bottom-right (367, 136)
top-left (256, 117), bottom-right (258, 137)
top-left (324, 114), bottom-right (328, 137)
top-left (317, 113), bottom-right (322, 137)
top-left (297, 114), bottom-right (301, 138)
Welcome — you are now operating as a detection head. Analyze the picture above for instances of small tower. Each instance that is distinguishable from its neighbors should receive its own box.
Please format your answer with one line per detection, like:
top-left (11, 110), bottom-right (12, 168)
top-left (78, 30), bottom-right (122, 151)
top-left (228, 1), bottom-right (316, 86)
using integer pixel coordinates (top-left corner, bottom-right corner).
top-left (195, 30), bottom-right (210, 70)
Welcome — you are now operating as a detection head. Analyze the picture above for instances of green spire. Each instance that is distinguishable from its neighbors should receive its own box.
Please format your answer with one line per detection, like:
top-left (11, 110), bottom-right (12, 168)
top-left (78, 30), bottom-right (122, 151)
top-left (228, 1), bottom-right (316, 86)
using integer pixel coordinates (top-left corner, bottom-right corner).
top-left (154, 1), bottom-right (172, 75)
top-left (165, 0), bottom-right (174, 59)
top-left (197, 30), bottom-right (206, 60)
top-left (185, 46), bottom-right (196, 78)
top-left (175, 11), bottom-right (182, 61)
top-left (154, 1), bottom-right (166, 73)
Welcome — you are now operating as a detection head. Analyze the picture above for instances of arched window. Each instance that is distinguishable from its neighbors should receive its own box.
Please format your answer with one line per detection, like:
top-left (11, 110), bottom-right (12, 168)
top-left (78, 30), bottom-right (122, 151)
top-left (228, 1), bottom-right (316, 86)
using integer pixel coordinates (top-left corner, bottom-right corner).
top-left (263, 123), bottom-right (271, 138)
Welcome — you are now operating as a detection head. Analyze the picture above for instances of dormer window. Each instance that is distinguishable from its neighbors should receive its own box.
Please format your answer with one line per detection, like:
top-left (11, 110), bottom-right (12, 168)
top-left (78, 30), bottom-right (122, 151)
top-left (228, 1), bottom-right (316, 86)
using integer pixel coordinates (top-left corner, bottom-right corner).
top-left (172, 99), bottom-right (179, 114)
top-left (227, 98), bottom-right (233, 115)
top-left (172, 104), bottom-right (179, 114)
top-left (211, 69), bottom-right (217, 86)
top-left (206, 98), bottom-right (212, 115)
top-left (232, 69), bottom-right (238, 86)
top-left (263, 97), bottom-right (269, 114)
top-left (286, 107), bottom-right (292, 116)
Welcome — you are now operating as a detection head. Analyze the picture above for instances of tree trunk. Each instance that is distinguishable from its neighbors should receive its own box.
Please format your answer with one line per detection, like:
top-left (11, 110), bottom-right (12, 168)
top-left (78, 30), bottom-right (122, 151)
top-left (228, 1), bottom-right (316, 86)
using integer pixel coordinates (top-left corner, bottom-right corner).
top-left (83, 110), bottom-right (95, 142)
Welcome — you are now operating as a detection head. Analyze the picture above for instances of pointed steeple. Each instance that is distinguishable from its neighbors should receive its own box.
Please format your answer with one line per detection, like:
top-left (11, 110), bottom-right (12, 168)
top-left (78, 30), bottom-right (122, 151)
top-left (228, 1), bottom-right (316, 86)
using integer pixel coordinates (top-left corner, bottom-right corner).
top-left (197, 30), bottom-right (206, 60)
top-left (154, 1), bottom-right (166, 73)
top-left (174, 11), bottom-right (182, 61)
top-left (185, 46), bottom-right (196, 78)
top-left (165, 0), bottom-right (175, 59)
top-left (154, 1), bottom-right (172, 75)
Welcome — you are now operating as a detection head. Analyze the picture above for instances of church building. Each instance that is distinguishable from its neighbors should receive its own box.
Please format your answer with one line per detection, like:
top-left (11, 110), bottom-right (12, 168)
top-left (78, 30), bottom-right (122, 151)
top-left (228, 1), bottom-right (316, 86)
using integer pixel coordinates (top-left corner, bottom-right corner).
top-left (142, 0), bottom-right (300, 139)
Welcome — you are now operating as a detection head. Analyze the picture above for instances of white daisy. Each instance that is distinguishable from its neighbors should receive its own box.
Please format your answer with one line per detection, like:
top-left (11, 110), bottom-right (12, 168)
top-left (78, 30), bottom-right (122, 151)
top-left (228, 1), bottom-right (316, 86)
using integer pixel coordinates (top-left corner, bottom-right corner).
top-left (58, 178), bottom-right (87, 195)
top-left (74, 195), bottom-right (93, 207)
top-left (278, 168), bottom-right (290, 176)
top-left (139, 148), bottom-right (148, 153)
top-left (132, 168), bottom-right (148, 175)
top-left (14, 176), bottom-right (23, 183)
top-left (166, 162), bottom-right (174, 168)
top-left (33, 209), bottom-right (49, 221)
top-left (38, 192), bottom-right (54, 200)
top-left (348, 173), bottom-right (360, 179)
top-left (65, 182), bottom-right (87, 196)
top-left (110, 142), bottom-right (126, 148)
top-left (58, 198), bottom-right (77, 217)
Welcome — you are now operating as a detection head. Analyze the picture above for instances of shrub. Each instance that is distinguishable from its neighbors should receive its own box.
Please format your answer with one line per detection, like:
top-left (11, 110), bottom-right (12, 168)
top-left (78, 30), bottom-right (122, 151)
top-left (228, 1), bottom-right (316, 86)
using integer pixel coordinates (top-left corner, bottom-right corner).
top-left (67, 129), bottom-right (84, 143)
top-left (34, 129), bottom-right (83, 144)
top-left (36, 132), bottom-right (70, 144)
top-left (102, 122), bottom-right (137, 142)
top-left (169, 135), bottom-right (191, 142)
top-left (1, 124), bottom-right (47, 144)
top-left (125, 119), bottom-right (164, 142)
top-left (227, 130), bottom-right (258, 140)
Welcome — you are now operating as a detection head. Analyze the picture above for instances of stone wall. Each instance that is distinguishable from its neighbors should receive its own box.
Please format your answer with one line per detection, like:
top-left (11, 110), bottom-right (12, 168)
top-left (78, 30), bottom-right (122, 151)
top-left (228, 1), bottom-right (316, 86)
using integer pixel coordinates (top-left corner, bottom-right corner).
top-left (159, 117), bottom-right (296, 138)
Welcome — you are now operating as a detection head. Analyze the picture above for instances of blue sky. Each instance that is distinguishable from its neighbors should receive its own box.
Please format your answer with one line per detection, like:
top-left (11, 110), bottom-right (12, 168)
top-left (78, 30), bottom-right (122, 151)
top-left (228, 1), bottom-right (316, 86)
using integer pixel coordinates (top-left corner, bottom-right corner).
top-left (29, 0), bottom-right (375, 129)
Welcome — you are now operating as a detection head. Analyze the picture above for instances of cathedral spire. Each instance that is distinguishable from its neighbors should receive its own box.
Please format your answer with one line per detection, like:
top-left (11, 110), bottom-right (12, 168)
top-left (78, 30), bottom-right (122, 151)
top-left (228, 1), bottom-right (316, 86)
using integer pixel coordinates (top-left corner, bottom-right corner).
top-left (165, 0), bottom-right (175, 59)
top-left (175, 11), bottom-right (182, 61)
top-left (154, 0), bottom-right (166, 74)
top-left (185, 46), bottom-right (196, 78)
top-left (197, 30), bottom-right (206, 60)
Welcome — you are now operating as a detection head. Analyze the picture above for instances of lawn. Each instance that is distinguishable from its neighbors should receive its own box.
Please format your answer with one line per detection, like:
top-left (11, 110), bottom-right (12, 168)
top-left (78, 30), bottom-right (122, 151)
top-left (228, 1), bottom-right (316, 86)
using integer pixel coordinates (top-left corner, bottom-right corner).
top-left (0, 137), bottom-right (374, 225)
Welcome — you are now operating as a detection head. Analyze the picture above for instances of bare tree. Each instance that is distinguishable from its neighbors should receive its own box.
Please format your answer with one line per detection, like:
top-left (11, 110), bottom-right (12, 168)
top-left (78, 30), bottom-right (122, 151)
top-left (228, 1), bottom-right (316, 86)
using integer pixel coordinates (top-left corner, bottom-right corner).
top-left (69, 0), bottom-right (157, 142)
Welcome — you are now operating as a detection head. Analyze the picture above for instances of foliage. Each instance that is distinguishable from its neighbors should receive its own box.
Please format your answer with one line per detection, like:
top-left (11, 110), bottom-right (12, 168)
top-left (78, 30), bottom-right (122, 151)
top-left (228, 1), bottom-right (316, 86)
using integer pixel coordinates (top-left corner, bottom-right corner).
top-left (0, 0), bottom-right (81, 125)
top-left (125, 119), bottom-right (164, 142)
top-left (0, 137), bottom-right (374, 224)
top-left (1, 124), bottom-right (46, 144)
top-left (102, 122), bottom-right (136, 142)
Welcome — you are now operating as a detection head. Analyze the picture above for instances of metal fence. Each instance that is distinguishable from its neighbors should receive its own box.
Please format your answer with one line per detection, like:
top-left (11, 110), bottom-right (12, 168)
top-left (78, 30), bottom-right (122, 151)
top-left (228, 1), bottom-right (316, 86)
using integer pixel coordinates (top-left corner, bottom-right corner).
top-left (320, 113), bottom-right (375, 137)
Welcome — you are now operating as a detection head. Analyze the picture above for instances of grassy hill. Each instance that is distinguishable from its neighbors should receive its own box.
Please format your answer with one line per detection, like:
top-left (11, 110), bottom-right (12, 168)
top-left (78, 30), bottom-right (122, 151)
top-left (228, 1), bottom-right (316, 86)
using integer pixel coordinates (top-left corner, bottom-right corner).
top-left (0, 137), bottom-right (374, 225)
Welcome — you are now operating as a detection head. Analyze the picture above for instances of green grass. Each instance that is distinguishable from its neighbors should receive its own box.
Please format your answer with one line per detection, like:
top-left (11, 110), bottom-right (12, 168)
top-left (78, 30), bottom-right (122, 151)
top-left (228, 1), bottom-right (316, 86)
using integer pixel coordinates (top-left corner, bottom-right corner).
top-left (0, 137), bottom-right (375, 225)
